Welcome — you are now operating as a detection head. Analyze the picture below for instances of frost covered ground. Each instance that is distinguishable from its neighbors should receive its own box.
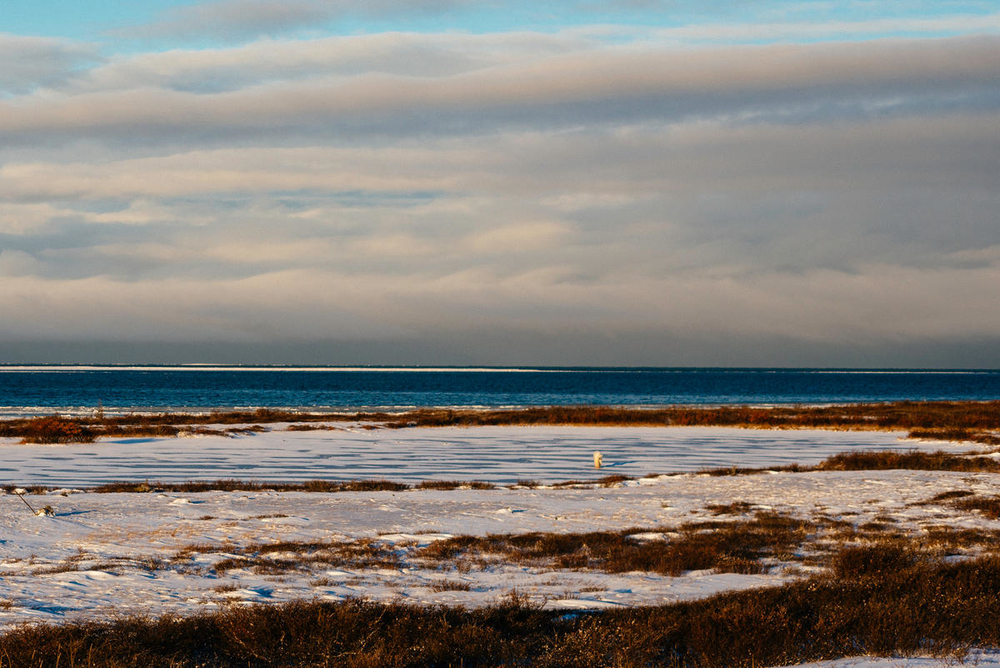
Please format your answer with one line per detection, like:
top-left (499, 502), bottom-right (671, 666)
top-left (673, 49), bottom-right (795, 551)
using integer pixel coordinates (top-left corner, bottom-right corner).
top-left (2, 425), bottom-right (999, 667)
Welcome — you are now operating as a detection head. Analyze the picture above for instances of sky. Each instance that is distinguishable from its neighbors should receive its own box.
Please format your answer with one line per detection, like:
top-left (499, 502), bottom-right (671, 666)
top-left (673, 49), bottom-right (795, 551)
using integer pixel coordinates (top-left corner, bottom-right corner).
top-left (1, 1), bottom-right (998, 367)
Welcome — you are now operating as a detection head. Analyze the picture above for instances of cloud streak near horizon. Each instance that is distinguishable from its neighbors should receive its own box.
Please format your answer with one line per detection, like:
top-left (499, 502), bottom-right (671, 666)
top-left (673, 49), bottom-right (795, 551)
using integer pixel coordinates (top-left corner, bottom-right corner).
top-left (1, 3), bottom-right (999, 365)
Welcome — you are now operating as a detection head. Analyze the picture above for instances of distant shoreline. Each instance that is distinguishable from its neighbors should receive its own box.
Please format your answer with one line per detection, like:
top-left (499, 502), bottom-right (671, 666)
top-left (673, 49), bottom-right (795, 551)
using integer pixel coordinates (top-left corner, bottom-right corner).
top-left (1, 401), bottom-right (998, 445)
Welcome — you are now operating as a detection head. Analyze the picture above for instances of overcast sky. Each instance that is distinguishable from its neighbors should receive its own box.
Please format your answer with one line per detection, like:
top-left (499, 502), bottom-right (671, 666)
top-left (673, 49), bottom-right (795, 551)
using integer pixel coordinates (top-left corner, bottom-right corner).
top-left (1, 1), bottom-right (998, 366)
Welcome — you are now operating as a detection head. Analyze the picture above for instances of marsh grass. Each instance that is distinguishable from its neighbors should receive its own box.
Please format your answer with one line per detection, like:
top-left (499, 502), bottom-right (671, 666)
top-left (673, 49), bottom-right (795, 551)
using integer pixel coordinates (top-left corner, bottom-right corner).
top-left (919, 489), bottom-right (976, 504)
top-left (426, 579), bottom-right (473, 592)
top-left (414, 480), bottom-right (496, 490)
top-left (815, 450), bottom-right (1000, 472)
top-left (549, 474), bottom-right (633, 488)
top-left (88, 479), bottom-right (410, 493)
top-left (31, 555), bottom-right (165, 576)
top-left (417, 511), bottom-right (811, 576)
top-left (697, 449), bottom-right (1000, 478)
top-left (13, 417), bottom-right (97, 444)
top-left (954, 495), bottom-right (1000, 519)
top-left (4, 401), bottom-right (999, 444)
top-left (176, 538), bottom-right (401, 575)
top-left (705, 501), bottom-right (757, 515)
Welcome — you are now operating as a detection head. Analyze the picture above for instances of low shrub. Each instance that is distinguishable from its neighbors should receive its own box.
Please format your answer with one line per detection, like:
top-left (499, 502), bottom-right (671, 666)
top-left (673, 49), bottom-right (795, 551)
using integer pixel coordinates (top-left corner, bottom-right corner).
top-left (418, 512), bottom-right (810, 577)
top-left (955, 495), bottom-right (1000, 519)
top-left (816, 450), bottom-right (1000, 473)
top-left (17, 416), bottom-right (96, 444)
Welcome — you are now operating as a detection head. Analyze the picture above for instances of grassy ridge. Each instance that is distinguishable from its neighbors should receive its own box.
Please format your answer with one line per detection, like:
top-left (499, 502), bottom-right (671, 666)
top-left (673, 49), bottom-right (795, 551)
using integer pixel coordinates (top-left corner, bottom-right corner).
top-left (2, 401), bottom-right (999, 443)
top-left (2, 546), bottom-right (999, 667)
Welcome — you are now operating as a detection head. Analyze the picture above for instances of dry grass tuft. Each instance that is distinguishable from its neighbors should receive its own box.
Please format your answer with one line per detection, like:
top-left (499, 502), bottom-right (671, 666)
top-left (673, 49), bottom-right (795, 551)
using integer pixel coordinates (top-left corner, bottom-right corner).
top-left (87, 479), bottom-right (410, 494)
top-left (15, 416), bottom-right (97, 444)
top-left (176, 538), bottom-right (402, 575)
top-left (550, 475), bottom-right (634, 488)
top-left (816, 450), bottom-right (1000, 473)
top-left (427, 579), bottom-right (473, 592)
top-left (414, 480), bottom-right (496, 490)
top-left (954, 495), bottom-right (1000, 519)
top-left (418, 512), bottom-right (810, 577)
top-left (706, 501), bottom-right (757, 515)
top-left (927, 490), bottom-right (976, 502)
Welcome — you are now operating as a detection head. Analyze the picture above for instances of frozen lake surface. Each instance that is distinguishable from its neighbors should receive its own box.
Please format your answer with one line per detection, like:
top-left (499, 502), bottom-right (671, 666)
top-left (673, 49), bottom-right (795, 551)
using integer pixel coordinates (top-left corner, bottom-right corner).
top-left (1, 425), bottom-right (926, 486)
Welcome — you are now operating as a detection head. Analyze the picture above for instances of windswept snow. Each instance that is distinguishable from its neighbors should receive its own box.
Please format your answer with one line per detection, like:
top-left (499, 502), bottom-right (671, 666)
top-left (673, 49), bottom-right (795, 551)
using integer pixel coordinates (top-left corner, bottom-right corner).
top-left (1, 425), bottom-right (997, 667)
top-left (0, 425), bottom-right (956, 486)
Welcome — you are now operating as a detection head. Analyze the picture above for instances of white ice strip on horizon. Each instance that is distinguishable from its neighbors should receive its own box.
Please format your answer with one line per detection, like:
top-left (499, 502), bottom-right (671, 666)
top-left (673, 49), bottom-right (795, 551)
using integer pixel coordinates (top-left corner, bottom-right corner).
top-left (0, 426), bottom-right (960, 487)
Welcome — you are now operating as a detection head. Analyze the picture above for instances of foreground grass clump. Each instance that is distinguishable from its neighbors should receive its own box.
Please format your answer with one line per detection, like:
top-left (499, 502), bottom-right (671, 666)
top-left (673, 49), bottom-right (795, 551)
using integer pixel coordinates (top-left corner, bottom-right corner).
top-left (206, 537), bottom-right (401, 574)
top-left (14, 416), bottom-right (97, 444)
top-left (694, 448), bottom-right (1000, 476)
top-left (816, 449), bottom-right (1000, 473)
top-left (88, 479), bottom-right (412, 493)
top-left (418, 512), bottom-right (810, 576)
top-left (4, 547), bottom-right (1000, 667)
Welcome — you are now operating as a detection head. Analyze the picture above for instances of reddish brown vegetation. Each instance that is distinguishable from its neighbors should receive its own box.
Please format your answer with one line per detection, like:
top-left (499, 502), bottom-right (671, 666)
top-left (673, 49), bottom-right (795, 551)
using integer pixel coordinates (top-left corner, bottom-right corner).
top-left (954, 495), bottom-right (1000, 519)
top-left (194, 538), bottom-right (401, 574)
top-left (550, 474), bottom-right (634, 488)
top-left (13, 416), bottom-right (97, 444)
top-left (417, 512), bottom-right (810, 576)
top-left (367, 402), bottom-right (1000, 434)
top-left (414, 480), bottom-right (497, 490)
top-left (2, 401), bottom-right (999, 444)
top-left (815, 450), bottom-right (1000, 472)
top-left (87, 479), bottom-right (410, 494)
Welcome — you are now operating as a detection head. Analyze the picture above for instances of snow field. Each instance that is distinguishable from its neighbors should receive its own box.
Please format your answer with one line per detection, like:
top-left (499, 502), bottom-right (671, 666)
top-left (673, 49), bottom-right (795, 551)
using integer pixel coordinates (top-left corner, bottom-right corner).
top-left (2, 425), bottom-right (998, 667)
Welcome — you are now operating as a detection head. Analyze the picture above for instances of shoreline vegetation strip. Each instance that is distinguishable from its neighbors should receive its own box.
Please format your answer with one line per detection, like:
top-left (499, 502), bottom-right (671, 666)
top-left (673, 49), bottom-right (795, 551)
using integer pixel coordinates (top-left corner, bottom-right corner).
top-left (1, 401), bottom-right (999, 445)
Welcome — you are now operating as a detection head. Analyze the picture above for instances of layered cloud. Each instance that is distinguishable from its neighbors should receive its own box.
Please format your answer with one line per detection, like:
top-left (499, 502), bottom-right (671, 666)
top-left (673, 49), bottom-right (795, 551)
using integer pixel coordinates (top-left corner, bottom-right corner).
top-left (129, 0), bottom-right (470, 41)
top-left (4, 35), bottom-right (998, 146)
top-left (0, 34), bottom-right (101, 94)
top-left (1, 25), bottom-right (998, 364)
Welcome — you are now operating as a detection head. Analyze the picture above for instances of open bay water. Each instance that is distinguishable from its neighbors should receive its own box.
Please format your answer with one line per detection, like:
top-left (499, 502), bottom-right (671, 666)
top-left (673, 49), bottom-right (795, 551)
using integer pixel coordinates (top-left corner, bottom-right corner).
top-left (0, 367), bottom-right (997, 417)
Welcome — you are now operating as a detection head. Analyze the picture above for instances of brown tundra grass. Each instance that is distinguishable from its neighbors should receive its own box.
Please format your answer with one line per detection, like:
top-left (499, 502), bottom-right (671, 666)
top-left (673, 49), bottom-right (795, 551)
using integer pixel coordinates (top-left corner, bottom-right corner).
top-left (3, 400), bottom-right (999, 443)
top-left (174, 537), bottom-right (402, 575)
top-left (5, 546), bottom-right (1000, 667)
top-left (954, 495), bottom-right (1000, 519)
top-left (417, 511), bottom-right (810, 576)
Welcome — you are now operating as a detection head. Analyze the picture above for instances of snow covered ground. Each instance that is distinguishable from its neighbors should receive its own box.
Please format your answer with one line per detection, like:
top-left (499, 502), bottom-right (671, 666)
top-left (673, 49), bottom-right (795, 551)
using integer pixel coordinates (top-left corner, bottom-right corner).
top-left (2, 425), bottom-right (998, 667)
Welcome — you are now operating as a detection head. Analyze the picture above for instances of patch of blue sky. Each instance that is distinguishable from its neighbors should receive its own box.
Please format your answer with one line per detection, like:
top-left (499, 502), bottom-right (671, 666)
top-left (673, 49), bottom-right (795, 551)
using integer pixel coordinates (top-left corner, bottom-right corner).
top-left (272, 190), bottom-right (442, 209)
top-left (1, 0), bottom-right (176, 39)
top-left (4, 0), bottom-right (998, 46)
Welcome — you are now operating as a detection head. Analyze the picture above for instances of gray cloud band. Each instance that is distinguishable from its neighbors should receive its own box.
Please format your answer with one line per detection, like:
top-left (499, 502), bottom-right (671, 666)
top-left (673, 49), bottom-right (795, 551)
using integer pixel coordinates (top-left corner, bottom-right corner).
top-left (1, 36), bottom-right (998, 145)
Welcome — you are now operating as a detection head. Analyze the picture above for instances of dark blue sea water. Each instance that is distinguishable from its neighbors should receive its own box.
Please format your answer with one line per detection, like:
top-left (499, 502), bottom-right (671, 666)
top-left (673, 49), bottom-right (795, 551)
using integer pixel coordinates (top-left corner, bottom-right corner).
top-left (0, 366), bottom-right (997, 416)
